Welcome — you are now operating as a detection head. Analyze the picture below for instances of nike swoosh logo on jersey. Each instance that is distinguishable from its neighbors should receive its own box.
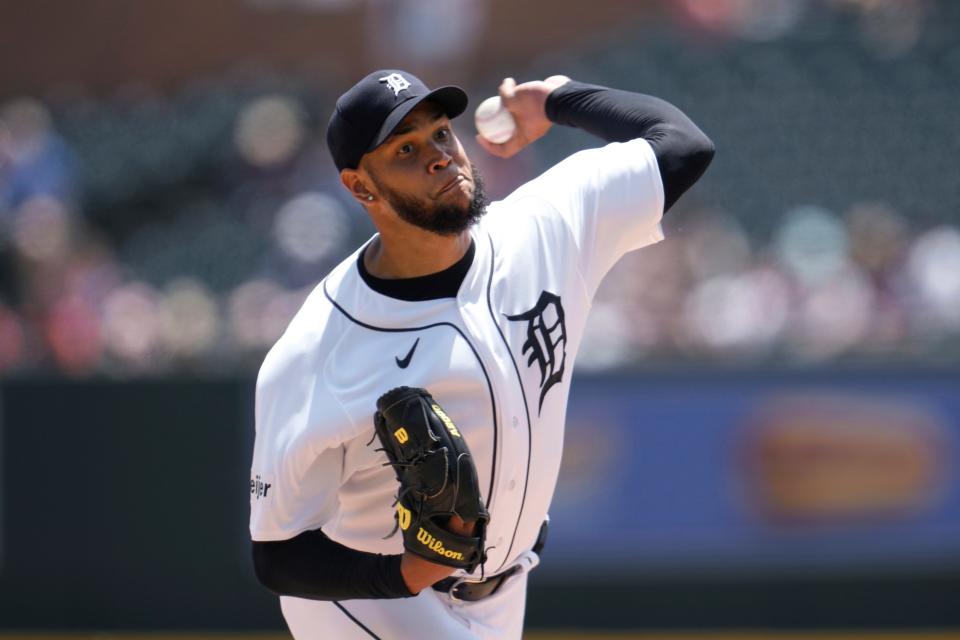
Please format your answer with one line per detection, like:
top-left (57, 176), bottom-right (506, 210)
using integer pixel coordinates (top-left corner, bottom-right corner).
top-left (395, 338), bottom-right (420, 369)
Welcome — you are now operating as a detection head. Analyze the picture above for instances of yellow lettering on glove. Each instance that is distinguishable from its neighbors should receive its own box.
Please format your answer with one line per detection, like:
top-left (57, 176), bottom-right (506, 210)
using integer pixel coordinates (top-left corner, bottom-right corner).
top-left (416, 527), bottom-right (465, 560)
top-left (431, 404), bottom-right (461, 438)
top-left (394, 427), bottom-right (409, 444)
top-left (397, 503), bottom-right (412, 530)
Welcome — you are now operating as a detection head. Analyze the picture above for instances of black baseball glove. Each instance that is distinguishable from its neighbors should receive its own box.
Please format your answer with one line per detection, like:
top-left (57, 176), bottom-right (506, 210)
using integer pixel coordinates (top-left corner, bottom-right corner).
top-left (373, 386), bottom-right (489, 572)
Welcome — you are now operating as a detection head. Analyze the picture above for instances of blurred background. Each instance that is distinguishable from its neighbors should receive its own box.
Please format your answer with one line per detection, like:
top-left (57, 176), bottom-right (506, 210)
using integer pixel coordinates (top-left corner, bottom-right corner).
top-left (0, 0), bottom-right (958, 637)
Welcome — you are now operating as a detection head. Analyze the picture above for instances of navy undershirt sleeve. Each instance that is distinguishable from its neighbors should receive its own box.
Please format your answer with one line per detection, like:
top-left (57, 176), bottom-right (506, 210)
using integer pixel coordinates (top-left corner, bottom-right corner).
top-left (252, 529), bottom-right (414, 600)
top-left (545, 81), bottom-right (715, 212)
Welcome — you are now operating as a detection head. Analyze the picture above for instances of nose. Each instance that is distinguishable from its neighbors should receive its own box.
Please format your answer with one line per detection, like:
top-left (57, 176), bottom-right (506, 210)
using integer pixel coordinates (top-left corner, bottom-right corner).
top-left (427, 144), bottom-right (452, 174)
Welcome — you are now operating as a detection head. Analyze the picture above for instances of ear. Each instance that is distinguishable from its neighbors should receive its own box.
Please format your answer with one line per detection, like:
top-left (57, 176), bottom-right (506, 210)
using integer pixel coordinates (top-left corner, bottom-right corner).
top-left (340, 169), bottom-right (375, 205)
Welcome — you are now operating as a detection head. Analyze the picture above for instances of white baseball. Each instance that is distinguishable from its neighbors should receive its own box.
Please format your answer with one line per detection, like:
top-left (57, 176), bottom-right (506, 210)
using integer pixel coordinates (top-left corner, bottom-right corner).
top-left (474, 96), bottom-right (516, 144)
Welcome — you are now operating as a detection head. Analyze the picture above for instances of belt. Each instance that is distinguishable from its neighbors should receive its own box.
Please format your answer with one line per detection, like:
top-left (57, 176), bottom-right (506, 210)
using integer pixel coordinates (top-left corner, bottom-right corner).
top-left (433, 564), bottom-right (521, 602)
top-left (433, 518), bottom-right (549, 602)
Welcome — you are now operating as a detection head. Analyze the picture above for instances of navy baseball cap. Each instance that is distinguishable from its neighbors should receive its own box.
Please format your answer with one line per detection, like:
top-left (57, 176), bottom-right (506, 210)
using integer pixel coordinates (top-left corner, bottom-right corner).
top-left (326, 69), bottom-right (468, 172)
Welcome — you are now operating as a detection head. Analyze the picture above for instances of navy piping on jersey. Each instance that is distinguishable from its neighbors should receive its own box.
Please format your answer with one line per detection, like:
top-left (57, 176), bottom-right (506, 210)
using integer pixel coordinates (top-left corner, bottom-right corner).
top-left (332, 602), bottom-right (382, 639)
top-left (322, 279), bottom-right (500, 512)
top-left (483, 233), bottom-right (535, 573)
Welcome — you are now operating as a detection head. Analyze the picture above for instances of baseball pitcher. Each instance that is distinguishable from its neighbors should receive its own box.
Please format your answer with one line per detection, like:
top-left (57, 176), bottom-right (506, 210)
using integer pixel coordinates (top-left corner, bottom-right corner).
top-left (249, 69), bottom-right (714, 639)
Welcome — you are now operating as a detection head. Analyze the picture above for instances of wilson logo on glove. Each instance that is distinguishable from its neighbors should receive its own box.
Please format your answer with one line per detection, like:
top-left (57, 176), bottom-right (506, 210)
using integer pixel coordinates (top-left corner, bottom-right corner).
top-left (397, 503), bottom-right (412, 530)
top-left (394, 427), bottom-right (409, 444)
top-left (416, 528), bottom-right (465, 561)
top-left (431, 404), bottom-right (461, 438)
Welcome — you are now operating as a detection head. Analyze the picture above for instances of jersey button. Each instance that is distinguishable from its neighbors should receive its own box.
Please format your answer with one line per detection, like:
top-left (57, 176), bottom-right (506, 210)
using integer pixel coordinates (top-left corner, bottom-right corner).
top-left (512, 416), bottom-right (519, 428)
top-left (508, 479), bottom-right (516, 490)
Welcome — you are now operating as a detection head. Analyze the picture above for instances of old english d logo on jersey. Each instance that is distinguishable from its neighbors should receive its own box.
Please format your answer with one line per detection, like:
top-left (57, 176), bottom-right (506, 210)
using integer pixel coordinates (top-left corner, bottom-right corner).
top-left (506, 290), bottom-right (567, 413)
top-left (379, 73), bottom-right (411, 97)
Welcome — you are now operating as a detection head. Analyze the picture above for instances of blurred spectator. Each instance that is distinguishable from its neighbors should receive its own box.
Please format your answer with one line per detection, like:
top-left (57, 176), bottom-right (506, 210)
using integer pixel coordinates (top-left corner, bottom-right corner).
top-left (905, 226), bottom-right (960, 334)
top-left (366, 0), bottom-right (488, 65)
top-left (158, 278), bottom-right (221, 362)
top-left (0, 99), bottom-right (75, 215)
top-left (44, 292), bottom-right (102, 375)
top-left (234, 95), bottom-right (307, 170)
top-left (101, 282), bottom-right (164, 373)
top-left (830, 0), bottom-right (931, 57)
top-left (674, 0), bottom-right (808, 41)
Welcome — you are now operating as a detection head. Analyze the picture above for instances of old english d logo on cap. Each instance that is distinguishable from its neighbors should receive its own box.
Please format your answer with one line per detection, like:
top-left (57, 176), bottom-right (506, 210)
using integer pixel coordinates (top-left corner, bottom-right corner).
top-left (379, 73), bottom-right (412, 97)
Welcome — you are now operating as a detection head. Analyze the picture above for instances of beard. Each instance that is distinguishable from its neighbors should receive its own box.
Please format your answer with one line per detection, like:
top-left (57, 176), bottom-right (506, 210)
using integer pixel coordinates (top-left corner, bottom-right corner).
top-left (370, 164), bottom-right (489, 236)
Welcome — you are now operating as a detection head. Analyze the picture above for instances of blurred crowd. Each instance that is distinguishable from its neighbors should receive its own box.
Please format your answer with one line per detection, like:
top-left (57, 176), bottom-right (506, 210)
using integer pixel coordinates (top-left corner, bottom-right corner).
top-left (0, 0), bottom-right (957, 376)
top-left (582, 203), bottom-right (960, 369)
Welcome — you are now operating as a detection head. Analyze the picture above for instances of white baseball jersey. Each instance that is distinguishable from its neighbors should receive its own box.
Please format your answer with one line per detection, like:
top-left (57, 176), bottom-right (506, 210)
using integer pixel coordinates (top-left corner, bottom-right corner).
top-left (250, 137), bottom-right (664, 640)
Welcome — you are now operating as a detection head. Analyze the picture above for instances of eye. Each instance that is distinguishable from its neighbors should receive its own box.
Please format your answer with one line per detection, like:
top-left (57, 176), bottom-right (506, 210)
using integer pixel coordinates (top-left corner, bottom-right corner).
top-left (435, 127), bottom-right (450, 140)
top-left (398, 143), bottom-right (414, 156)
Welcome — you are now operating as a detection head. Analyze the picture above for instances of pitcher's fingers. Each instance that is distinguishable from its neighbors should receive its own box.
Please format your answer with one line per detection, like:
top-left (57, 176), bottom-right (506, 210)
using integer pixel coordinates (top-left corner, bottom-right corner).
top-left (498, 77), bottom-right (517, 101)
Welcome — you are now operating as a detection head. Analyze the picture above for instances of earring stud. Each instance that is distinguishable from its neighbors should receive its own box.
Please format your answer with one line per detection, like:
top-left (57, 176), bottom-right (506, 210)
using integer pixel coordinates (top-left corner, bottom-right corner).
top-left (367, 195), bottom-right (374, 201)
